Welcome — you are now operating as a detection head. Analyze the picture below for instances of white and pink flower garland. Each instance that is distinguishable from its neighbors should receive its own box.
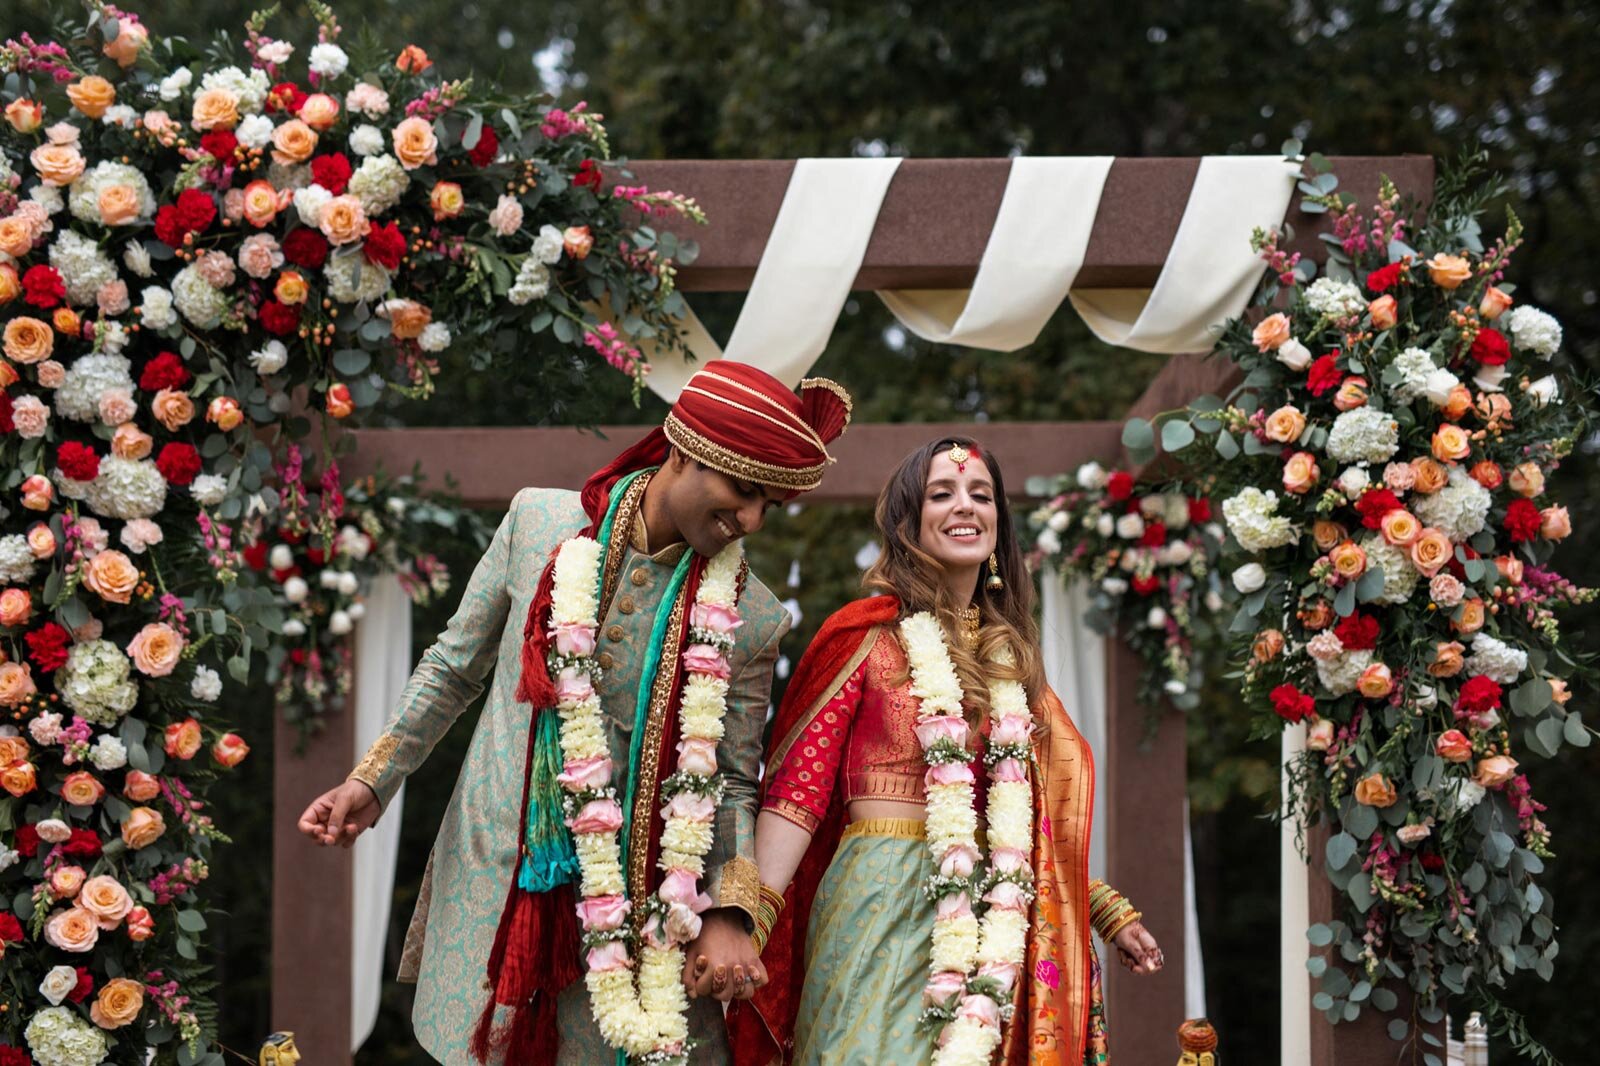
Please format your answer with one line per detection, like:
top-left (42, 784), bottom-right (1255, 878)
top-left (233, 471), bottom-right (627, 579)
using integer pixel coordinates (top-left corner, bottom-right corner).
top-left (901, 612), bottom-right (1036, 1066)
top-left (548, 535), bottom-right (743, 1063)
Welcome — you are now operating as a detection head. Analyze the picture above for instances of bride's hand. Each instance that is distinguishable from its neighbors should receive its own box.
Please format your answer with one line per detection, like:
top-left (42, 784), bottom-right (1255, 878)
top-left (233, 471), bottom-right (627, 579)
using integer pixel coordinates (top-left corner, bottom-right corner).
top-left (1112, 921), bottom-right (1163, 974)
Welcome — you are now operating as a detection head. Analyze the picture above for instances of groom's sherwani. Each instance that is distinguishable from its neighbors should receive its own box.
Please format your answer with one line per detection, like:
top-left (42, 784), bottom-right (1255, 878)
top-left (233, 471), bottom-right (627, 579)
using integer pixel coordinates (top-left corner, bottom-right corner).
top-left (350, 487), bottom-right (789, 1064)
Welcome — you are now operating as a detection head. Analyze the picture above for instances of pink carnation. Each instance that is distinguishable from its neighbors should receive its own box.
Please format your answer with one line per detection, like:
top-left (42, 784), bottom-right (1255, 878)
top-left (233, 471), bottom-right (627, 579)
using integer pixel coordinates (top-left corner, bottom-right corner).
top-left (344, 82), bottom-right (391, 117)
top-left (1306, 631), bottom-right (1345, 662)
top-left (36, 361), bottom-right (65, 388)
top-left (1383, 462), bottom-right (1417, 492)
top-left (487, 194), bottom-right (523, 238)
top-left (567, 798), bottom-right (623, 835)
top-left (120, 519), bottom-right (163, 554)
top-left (96, 279), bottom-right (130, 316)
top-left (97, 388), bottom-right (136, 425)
top-left (237, 233), bottom-right (284, 279)
top-left (196, 249), bottom-right (236, 289)
top-left (681, 643), bottom-right (731, 679)
top-left (1429, 573), bottom-right (1465, 607)
top-left (12, 395), bottom-right (50, 438)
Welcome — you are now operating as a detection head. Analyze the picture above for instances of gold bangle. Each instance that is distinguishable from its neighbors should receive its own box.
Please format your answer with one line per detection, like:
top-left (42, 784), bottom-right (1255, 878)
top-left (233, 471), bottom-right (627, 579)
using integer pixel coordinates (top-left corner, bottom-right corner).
top-left (752, 883), bottom-right (786, 954)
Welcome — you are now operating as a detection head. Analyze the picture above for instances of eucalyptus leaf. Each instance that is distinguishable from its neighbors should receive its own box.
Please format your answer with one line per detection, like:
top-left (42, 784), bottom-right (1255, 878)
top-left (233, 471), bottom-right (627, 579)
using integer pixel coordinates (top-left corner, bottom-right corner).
top-left (1325, 832), bottom-right (1358, 870)
top-left (1160, 419), bottom-right (1196, 452)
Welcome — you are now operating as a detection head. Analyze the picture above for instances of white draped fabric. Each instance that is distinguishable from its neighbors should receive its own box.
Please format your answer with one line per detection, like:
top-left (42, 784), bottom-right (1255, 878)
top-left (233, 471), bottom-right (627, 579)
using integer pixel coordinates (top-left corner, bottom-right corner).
top-left (1040, 569), bottom-right (1206, 1020)
top-left (350, 575), bottom-right (412, 1051)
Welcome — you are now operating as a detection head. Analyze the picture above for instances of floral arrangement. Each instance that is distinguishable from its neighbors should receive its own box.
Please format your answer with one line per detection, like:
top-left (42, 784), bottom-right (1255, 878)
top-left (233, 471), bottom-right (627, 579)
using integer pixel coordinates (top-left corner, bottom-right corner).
top-left (1025, 462), bottom-right (1224, 711)
top-left (1138, 147), bottom-right (1593, 1059)
top-left (0, 1), bottom-right (698, 1059)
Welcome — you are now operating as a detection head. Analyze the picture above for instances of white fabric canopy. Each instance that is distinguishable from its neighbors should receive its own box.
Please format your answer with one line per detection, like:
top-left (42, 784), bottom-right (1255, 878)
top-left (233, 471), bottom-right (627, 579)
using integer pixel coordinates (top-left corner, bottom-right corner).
top-left (1280, 723), bottom-right (1310, 1066)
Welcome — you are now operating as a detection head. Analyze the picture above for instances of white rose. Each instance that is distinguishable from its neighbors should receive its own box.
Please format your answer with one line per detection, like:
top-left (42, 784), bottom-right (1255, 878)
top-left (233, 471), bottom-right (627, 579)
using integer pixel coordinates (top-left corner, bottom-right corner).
top-left (1046, 511), bottom-right (1070, 533)
top-left (346, 602), bottom-right (366, 621)
top-left (1337, 467), bottom-right (1370, 497)
top-left (249, 339), bottom-right (288, 375)
top-left (1414, 684), bottom-right (1438, 710)
top-left (1205, 590), bottom-right (1225, 612)
top-left (340, 572), bottom-right (364, 596)
top-left (328, 609), bottom-right (353, 635)
top-left (268, 392), bottom-right (292, 414)
top-left (1115, 513), bottom-right (1145, 540)
top-left (318, 569), bottom-right (341, 590)
top-left (158, 68), bottom-right (193, 101)
top-left (0, 846), bottom-right (18, 872)
top-left (1527, 375), bottom-right (1559, 407)
top-left (269, 544), bottom-right (294, 571)
top-left (1102, 577), bottom-right (1129, 596)
top-left (1423, 368), bottom-right (1460, 406)
top-left (1146, 606), bottom-right (1168, 629)
top-left (1163, 679), bottom-right (1188, 695)
top-left (1095, 513), bottom-right (1115, 537)
top-left (1472, 363), bottom-right (1509, 393)
top-left (1162, 540), bottom-right (1194, 566)
top-left (39, 965), bottom-right (79, 1006)
top-left (1276, 338), bottom-right (1312, 371)
top-left (1034, 529), bottom-right (1061, 554)
top-left (1076, 462), bottom-right (1107, 490)
top-left (281, 619), bottom-right (307, 637)
top-left (283, 575), bottom-right (309, 604)
top-left (1231, 563), bottom-right (1266, 594)
top-left (532, 224), bottom-right (565, 265)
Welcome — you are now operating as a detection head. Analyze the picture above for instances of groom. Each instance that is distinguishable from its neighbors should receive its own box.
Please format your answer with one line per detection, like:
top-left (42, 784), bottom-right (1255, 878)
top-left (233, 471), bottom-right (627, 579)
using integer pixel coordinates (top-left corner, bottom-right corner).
top-left (297, 362), bottom-right (852, 1064)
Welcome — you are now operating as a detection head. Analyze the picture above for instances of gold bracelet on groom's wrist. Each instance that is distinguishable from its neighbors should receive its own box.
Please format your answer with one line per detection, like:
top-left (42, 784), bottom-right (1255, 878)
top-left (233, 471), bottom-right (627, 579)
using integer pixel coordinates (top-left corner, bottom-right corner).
top-left (751, 883), bottom-right (786, 954)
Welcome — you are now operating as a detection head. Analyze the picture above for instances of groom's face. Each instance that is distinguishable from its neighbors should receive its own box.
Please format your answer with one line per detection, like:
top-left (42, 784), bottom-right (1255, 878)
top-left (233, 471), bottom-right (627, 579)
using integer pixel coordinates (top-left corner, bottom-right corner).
top-left (665, 451), bottom-right (787, 558)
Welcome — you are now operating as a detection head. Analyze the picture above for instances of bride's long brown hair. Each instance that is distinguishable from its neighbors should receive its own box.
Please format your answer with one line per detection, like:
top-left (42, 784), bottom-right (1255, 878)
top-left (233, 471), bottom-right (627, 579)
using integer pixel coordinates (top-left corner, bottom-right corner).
top-left (863, 436), bottom-right (1046, 720)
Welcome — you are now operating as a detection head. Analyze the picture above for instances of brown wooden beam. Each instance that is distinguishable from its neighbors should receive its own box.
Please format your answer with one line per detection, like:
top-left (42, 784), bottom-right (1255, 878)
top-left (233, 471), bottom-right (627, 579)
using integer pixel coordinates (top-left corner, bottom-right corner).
top-left (1120, 352), bottom-right (1246, 480)
top-left (626, 156), bottom-right (1435, 292)
top-left (345, 421), bottom-right (1128, 507)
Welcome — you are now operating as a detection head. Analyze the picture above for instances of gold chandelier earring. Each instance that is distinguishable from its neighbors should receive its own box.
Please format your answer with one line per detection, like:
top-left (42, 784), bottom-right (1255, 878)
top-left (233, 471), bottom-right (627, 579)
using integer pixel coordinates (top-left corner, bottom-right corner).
top-left (986, 552), bottom-right (1004, 591)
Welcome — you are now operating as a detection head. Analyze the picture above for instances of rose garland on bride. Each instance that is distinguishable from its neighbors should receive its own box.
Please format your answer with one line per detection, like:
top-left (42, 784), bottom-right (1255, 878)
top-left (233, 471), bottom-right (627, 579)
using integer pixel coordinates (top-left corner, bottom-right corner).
top-left (901, 612), bottom-right (1034, 1066)
top-left (550, 532), bottom-right (743, 1064)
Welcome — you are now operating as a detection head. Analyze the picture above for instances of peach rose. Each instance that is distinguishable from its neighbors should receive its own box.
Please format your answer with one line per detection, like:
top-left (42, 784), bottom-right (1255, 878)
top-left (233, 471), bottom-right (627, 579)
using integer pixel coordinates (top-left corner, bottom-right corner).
top-left (326, 382), bottom-right (354, 419)
top-left (1306, 719), bottom-right (1335, 751)
top-left (141, 108), bottom-right (179, 145)
top-left (52, 307), bottom-right (81, 338)
top-left (91, 977), bottom-right (144, 1029)
top-left (1479, 286), bottom-right (1513, 320)
top-left (102, 20), bottom-right (149, 67)
top-left (1264, 405), bottom-right (1306, 444)
top-left (391, 116), bottom-right (439, 169)
top-left (1357, 663), bottom-right (1394, 699)
top-left (49, 864), bottom-right (87, 899)
top-left (1353, 773), bottom-right (1398, 808)
top-left (127, 622), bottom-right (184, 677)
top-left (27, 524), bottom-right (57, 559)
top-left (1409, 529), bottom-right (1452, 577)
top-left (1428, 641), bottom-right (1466, 678)
top-left (563, 225), bottom-right (594, 259)
top-left (111, 424), bottom-right (153, 460)
top-left (1251, 629), bottom-right (1285, 664)
top-left (67, 75), bottom-right (116, 119)
top-left (1494, 555), bottom-right (1524, 585)
top-left (79, 875), bottom-right (133, 929)
top-left (44, 906), bottom-right (99, 952)
top-left (1507, 462), bottom-right (1544, 498)
top-left (1468, 461), bottom-right (1502, 490)
top-left (395, 45), bottom-right (432, 73)
top-left (21, 474), bottom-right (53, 511)
top-left (270, 119), bottom-right (318, 165)
top-left (274, 270), bottom-right (308, 305)
top-left (319, 194), bottom-right (371, 245)
top-left (4, 99), bottom-right (43, 134)
top-left (0, 737), bottom-right (28, 767)
top-left (1475, 392), bottom-right (1512, 430)
top-left (1452, 598), bottom-right (1485, 636)
top-left (0, 662), bottom-right (38, 708)
top-left (164, 718), bottom-right (203, 760)
top-left (61, 771), bottom-right (106, 807)
top-left (0, 360), bottom-right (18, 390)
top-left (123, 770), bottom-right (161, 803)
top-left (212, 732), bottom-right (250, 768)
top-left (1279, 452), bottom-right (1318, 495)
top-left (0, 263), bottom-right (19, 304)
top-left (1539, 506), bottom-right (1571, 541)
top-left (83, 550), bottom-right (139, 605)
top-left (1427, 252), bottom-right (1472, 290)
top-left (152, 389), bottom-right (196, 431)
top-left (4, 317), bottom-right (54, 365)
top-left (1548, 678), bottom-right (1572, 706)
top-left (0, 588), bottom-right (32, 627)
top-left (1368, 294), bottom-right (1397, 329)
top-left (298, 93), bottom-right (341, 131)
top-left (0, 218), bottom-right (34, 259)
top-left (29, 142), bottom-right (85, 186)
top-left (1473, 754), bottom-right (1519, 789)
top-left (383, 298), bottom-right (432, 339)
top-left (1252, 312), bottom-right (1292, 352)
top-left (206, 395), bottom-right (244, 431)
top-left (1431, 424), bottom-right (1471, 464)
top-left (429, 181), bottom-right (464, 221)
top-left (1328, 540), bottom-right (1368, 580)
top-left (1313, 520), bottom-right (1347, 553)
top-left (126, 906), bottom-right (155, 941)
top-left (1435, 729), bottom-right (1473, 762)
top-left (97, 184), bottom-right (142, 226)
top-left (0, 759), bottom-right (37, 796)
top-left (1333, 377), bottom-right (1370, 411)
top-left (121, 806), bottom-right (166, 849)
top-left (1379, 509), bottom-right (1421, 548)
top-left (191, 87), bottom-right (240, 130)
top-left (241, 180), bottom-right (280, 228)
top-left (1299, 600), bottom-right (1336, 631)
top-left (1442, 385), bottom-right (1474, 423)
top-left (1411, 458), bottom-right (1448, 495)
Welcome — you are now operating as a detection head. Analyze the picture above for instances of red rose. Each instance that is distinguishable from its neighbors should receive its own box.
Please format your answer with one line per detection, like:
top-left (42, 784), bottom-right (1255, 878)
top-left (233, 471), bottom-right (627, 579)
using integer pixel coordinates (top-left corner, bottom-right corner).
top-left (1504, 498), bottom-right (1542, 543)
top-left (1139, 521), bottom-right (1167, 547)
top-left (156, 442), bottom-right (202, 486)
top-left (1188, 497), bottom-right (1212, 523)
top-left (1365, 263), bottom-right (1404, 293)
top-left (282, 228), bottom-right (330, 269)
top-left (14, 826), bottom-right (39, 857)
top-left (153, 204), bottom-right (188, 248)
top-left (1420, 852), bottom-right (1445, 872)
top-left (25, 622), bottom-right (71, 672)
top-left (139, 351), bottom-right (192, 392)
top-left (1306, 354), bottom-right (1343, 397)
top-left (574, 158), bottom-right (603, 191)
top-left (1270, 684), bottom-right (1315, 724)
top-left (200, 129), bottom-right (238, 162)
top-left (467, 123), bottom-right (499, 167)
top-left (0, 913), bottom-right (23, 942)
top-left (258, 300), bottom-right (300, 336)
top-left (1455, 675), bottom-right (1503, 716)
top-left (306, 546), bottom-right (326, 566)
top-left (267, 82), bottom-right (308, 113)
top-left (1106, 471), bottom-right (1135, 501)
top-left (1333, 612), bottom-right (1379, 652)
top-left (1355, 488), bottom-right (1403, 529)
top-left (243, 541), bottom-right (269, 570)
top-left (310, 152), bottom-right (353, 196)
top-left (0, 392), bottom-right (13, 435)
top-left (1131, 574), bottom-right (1159, 596)
top-left (363, 221), bottom-right (406, 270)
top-left (68, 966), bottom-right (93, 1004)
top-left (0, 1045), bottom-right (31, 1066)
top-left (21, 264), bottom-right (66, 308)
top-left (56, 440), bottom-right (100, 482)
top-left (1469, 328), bottom-right (1510, 366)
top-left (62, 828), bottom-right (102, 858)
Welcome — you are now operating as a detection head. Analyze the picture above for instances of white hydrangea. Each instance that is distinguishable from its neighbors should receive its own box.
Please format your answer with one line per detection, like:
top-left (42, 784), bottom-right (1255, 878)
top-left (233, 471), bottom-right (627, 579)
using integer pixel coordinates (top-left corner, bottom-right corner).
top-left (1221, 487), bottom-right (1298, 553)
top-left (1505, 305), bottom-right (1561, 358)
top-left (1305, 277), bottom-right (1366, 318)
top-left (54, 353), bottom-right (135, 422)
top-left (236, 113), bottom-right (275, 150)
top-left (0, 535), bottom-right (37, 584)
top-left (348, 154), bottom-right (410, 216)
top-left (191, 474), bottom-right (228, 506)
top-left (68, 160), bottom-right (157, 225)
top-left (140, 285), bottom-right (177, 330)
top-left (1316, 649), bottom-right (1374, 697)
top-left (508, 258), bottom-right (550, 305)
top-left (293, 183), bottom-right (333, 227)
top-left (123, 241), bottom-right (153, 278)
top-left (338, 524), bottom-right (372, 561)
top-left (1464, 634), bottom-right (1528, 685)
top-left (323, 253), bottom-right (392, 303)
top-left (348, 123), bottom-right (385, 157)
top-left (418, 322), bottom-right (451, 352)
top-left (308, 42), bottom-right (350, 78)
top-left (85, 456), bottom-right (168, 520)
top-left (56, 640), bottom-right (139, 726)
top-left (249, 339), bottom-right (289, 375)
top-left (1326, 407), bottom-right (1400, 465)
top-left (47, 230), bottom-right (119, 305)
top-left (171, 262), bottom-right (232, 329)
top-left (532, 224), bottom-right (565, 265)
top-left (1412, 467), bottom-right (1492, 543)
top-left (1358, 534), bottom-right (1420, 605)
top-left (26, 1006), bottom-right (110, 1066)
top-left (1390, 347), bottom-right (1437, 403)
top-left (191, 664), bottom-right (223, 702)
top-left (200, 66), bottom-right (271, 113)
top-left (89, 733), bottom-right (128, 771)
top-left (158, 67), bottom-right (193, 101)
top-left (29, 184), bottom-right (64, 214)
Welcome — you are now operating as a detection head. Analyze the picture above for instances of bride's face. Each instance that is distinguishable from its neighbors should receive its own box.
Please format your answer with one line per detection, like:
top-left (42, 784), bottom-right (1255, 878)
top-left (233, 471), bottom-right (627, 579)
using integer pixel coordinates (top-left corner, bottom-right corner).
top-left (917, 451), bottom-right (999, 573)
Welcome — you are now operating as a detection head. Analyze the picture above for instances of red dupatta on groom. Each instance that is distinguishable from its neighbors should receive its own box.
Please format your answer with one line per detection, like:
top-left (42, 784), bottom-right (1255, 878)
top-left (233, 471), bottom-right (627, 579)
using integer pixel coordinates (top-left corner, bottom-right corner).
top-left (727, 596), bottom-right (1097, 1065)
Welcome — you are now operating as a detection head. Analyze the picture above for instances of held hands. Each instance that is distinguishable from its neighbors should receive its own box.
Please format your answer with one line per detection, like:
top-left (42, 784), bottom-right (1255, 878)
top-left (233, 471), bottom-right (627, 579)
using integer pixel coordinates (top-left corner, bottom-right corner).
top-left (296, 780), bottom-right (381, 848)
top-left (1112, 920), bottom-right (1164, 975)
top-left (680, 908), bottom-right (767, 1002)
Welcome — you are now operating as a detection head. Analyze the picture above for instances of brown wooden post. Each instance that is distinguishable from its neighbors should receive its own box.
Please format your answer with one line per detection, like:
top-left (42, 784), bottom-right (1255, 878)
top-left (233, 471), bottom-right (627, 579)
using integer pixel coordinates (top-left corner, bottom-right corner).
top-left (1103, 637), bottom-right (1187, 1059)
top-left (271, 678), bottom-right (356, 1065)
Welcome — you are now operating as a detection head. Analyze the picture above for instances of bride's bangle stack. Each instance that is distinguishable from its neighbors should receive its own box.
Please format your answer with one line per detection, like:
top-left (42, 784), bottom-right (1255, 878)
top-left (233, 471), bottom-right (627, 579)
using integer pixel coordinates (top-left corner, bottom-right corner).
top-left (752, 883), bottom-right (786, 954)
top-left (1088, 879), bottom-right (1141, 942)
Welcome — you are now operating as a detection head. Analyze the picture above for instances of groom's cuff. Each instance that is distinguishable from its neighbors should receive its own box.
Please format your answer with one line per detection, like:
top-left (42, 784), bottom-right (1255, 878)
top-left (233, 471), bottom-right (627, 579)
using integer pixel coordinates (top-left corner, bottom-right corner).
top-left (706, 855), bottom-right (760, 928)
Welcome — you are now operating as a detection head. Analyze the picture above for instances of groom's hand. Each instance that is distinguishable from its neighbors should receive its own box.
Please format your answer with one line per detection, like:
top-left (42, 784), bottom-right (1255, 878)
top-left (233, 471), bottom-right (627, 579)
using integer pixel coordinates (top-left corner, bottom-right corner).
top-left (297, 780), bottom-right (381, 847)
top-left (681, 908), bottom-right (766, 1001)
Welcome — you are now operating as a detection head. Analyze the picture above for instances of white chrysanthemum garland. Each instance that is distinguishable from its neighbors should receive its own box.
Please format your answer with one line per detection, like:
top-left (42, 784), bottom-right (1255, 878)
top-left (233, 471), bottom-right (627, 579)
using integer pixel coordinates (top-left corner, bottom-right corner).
top-left (900, 613), bottom-right (1035, 1066)
top-left (550, 535), bottom-right (744, 1064)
